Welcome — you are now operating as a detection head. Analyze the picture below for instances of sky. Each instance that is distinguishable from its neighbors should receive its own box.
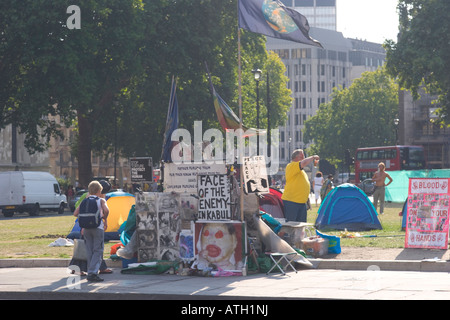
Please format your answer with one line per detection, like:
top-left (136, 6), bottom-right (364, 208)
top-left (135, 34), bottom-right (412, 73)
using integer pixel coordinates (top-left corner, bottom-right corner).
top-left (336, 0), bottom-right (400, 44)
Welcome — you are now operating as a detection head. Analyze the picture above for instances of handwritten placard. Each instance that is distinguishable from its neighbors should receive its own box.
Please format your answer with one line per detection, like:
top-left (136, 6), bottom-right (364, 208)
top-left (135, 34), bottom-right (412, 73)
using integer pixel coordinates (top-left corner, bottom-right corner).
top-left (242, 155), bottom-right (269, 194)
top-left (197, 174), bottom-right (231, 220)
top-left (405, 178), bottom-right (450, 249)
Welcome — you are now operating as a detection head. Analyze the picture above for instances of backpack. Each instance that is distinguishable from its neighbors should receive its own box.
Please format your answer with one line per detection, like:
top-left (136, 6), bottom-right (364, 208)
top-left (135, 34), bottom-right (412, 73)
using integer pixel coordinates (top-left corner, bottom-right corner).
top-left (78, 196), bottom-right (102, 229)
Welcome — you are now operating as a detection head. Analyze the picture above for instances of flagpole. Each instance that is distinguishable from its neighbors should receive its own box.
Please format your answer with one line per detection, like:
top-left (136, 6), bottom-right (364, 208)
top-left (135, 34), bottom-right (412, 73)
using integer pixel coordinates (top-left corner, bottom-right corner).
top-left (238, 6), bottom-right (244, 222)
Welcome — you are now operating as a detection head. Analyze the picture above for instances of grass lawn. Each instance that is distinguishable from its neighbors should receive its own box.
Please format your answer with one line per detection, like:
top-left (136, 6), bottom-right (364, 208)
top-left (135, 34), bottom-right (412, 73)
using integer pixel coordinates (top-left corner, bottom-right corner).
top-left (0, 211), bottom-right (116, 259)
top-left (0, 201), bottom-right (407, 259)
top-left (307, 201), bottom-right (406, 248)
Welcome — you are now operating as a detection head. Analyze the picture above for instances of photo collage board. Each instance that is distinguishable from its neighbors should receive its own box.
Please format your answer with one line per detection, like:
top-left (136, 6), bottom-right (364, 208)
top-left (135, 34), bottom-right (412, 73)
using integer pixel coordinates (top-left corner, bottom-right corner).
top-left (135, 192), bottom-right (182, 262)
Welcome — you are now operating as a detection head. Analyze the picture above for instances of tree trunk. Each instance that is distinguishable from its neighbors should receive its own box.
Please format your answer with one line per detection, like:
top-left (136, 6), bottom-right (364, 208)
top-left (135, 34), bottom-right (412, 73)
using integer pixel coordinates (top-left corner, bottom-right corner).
top-left (77, 110), bottom-right (93, 188)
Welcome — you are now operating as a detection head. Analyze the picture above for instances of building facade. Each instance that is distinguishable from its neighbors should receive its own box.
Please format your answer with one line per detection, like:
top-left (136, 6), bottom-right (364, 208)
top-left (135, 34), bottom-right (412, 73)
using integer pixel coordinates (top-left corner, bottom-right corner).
top-left (266, 27), bottom-right (386, 166)
top-left (0, 120), bottom-right (131, 189)
top-left (280, 0), bottom-right (337, 31)
top-left (398, 89), bottom-right (450, 169)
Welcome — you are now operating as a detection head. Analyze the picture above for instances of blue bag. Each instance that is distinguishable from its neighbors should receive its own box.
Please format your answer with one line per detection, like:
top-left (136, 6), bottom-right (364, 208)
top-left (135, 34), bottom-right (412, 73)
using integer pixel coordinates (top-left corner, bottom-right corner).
top-left (316, 230), bottom-right (341, 254)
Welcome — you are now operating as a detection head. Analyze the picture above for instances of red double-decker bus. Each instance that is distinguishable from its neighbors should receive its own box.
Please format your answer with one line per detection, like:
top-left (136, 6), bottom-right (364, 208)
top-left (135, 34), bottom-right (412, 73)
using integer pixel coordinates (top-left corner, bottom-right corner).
top-left (355, 145), bottom-right (426, 183)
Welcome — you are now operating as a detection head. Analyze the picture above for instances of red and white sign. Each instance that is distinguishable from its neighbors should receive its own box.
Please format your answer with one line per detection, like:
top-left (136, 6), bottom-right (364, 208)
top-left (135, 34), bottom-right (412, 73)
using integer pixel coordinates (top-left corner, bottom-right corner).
top-left (405, 178), bottom-right (450, 249)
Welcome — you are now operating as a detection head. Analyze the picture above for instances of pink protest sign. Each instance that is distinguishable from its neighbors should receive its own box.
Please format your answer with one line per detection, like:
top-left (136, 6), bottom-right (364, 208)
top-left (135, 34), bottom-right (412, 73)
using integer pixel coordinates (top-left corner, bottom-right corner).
top-left (405, 178), bottom-right (450, 249)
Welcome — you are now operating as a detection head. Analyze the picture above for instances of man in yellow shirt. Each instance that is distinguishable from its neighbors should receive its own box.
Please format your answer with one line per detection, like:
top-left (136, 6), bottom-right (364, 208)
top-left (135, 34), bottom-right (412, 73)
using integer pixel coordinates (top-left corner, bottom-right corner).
top-left (282, 149), bottom-right (319, 222)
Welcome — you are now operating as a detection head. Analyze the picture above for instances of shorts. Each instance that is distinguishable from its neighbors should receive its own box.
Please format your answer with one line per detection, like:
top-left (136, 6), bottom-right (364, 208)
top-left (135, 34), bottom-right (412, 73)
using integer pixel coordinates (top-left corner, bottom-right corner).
top-left (282, 200), bottom-right (307, 222)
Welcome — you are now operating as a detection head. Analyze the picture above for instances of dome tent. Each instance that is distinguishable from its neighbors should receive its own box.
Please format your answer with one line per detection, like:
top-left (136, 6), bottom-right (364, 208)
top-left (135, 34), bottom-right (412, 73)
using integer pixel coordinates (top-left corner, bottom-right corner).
top-left (67, 191), bottom-right (135, 241)
top-left (315, 183), bottom-right (382, 231)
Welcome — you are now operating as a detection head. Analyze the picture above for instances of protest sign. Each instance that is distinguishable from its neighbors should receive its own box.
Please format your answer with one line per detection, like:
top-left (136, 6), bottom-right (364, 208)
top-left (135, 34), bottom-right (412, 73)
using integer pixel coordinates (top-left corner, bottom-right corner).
top-left (163, 163), bottom-right (226, 193)
top-left (405, 178), bottom-right (450, 249)
top-left (130, 157), bottom-right (153, 182)
top-left (242, 155), bottom-right (269, 194)
top-left (197, 174), bottom-right (231, 220)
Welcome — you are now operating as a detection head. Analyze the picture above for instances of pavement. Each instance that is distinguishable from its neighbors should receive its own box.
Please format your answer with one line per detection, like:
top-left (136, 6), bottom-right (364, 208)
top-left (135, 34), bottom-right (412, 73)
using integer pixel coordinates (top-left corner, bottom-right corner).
top-left (0, 257), bottom-right (449, 301)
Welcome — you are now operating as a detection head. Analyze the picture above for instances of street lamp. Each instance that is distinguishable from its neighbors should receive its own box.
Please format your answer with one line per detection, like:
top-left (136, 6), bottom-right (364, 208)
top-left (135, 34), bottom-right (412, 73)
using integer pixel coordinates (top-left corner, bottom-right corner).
top-left (394, 118), bottom-right (399, 145)
top-left (288, 137), bottom-right (292, 161)
top-left (252, 69), bottom-right (262, 155)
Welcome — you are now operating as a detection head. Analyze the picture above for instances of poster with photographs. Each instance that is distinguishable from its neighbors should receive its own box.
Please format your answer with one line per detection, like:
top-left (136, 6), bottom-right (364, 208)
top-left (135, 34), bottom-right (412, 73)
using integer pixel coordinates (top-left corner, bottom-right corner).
top-left (135, 192), bottom-right (181, 262)
top-left (405, 178), bottom-right (450, 249)
top-left (158, 192), bottom-right (181, 261)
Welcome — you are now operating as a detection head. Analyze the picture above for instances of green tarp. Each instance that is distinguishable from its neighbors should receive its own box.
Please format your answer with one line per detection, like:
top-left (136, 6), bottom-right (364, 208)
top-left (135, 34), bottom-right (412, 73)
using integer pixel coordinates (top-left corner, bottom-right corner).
top-left (385, 169), bottom-right (450, 203)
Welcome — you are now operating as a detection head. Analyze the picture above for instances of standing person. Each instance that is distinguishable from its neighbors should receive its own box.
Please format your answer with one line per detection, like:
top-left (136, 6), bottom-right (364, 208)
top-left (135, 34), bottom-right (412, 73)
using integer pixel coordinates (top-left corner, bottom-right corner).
top-left (73, 180), bottom-right (110, 282)
top-left (67, 185), bottom-right (74, 205)
top-left (313, 172), bottom-right (324, 206)
top-left (372, 162), bottom-right (393, 215)
top-left (282, 149), bottom-right (319, 222)
top-left (320, 174), bottom-right (334, 201)
top-left (69, 180), bottom-right (113, 276)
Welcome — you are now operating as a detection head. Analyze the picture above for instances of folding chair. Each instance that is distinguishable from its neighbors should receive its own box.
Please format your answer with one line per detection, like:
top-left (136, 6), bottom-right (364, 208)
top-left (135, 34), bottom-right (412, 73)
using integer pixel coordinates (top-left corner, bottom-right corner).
top-left (265, 252), bottom-right (298, 275)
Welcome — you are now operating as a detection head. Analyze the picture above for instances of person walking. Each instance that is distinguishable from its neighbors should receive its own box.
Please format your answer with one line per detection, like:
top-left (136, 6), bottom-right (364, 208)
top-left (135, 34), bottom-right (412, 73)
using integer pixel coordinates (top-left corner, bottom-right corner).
top-left (313, 172), bottom-right (324, 206)
top-left (372, 162), bottom-right (393, 214)
top-left (68, 180), bottom-right (113, 277)
top-left (73, 180), bottom-right (110, 282)
top-left (282, 149), bottom-right (319, 222)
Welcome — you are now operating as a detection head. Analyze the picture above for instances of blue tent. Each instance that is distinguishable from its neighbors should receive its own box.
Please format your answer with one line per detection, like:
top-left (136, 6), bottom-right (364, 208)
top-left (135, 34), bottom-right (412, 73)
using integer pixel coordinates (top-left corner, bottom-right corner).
top-left (401, 199), bottom-right (408, 230)
top-left (315, 183), bottom-right (382, 231)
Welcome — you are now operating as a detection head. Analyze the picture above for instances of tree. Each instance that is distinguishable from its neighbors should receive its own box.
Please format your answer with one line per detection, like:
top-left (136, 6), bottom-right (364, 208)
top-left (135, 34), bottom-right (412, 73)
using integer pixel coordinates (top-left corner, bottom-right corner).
top-left (240, 50), bottom-right (292, 131)
top-left (303, 68), bottom-right (398, 167)
top-left (94, 2), bottom-right (292, 163)
top-left (0, 0), bottom-right (293, 187)
top-left (0, 0), bottom-right (147, 187)
top-left (384, 0), bottom-right (450, 125)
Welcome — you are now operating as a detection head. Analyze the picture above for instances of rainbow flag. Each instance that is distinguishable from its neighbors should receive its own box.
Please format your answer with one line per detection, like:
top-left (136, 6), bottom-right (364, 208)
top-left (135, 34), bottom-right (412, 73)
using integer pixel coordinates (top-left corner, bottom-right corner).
top-left (212, 86), bottom-right (248, 131)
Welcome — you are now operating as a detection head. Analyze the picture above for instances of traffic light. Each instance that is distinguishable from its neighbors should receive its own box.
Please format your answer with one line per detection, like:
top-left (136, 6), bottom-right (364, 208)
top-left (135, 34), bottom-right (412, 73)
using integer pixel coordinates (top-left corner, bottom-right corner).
top-left (345, 149), bottom-right (355, 166)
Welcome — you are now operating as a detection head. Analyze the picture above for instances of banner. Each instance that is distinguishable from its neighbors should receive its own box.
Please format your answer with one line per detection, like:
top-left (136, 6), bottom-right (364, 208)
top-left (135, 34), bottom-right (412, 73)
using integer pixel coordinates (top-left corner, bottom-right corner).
top-left (163, 163), bottom-right (226, 193)
top-left (405, 178), bottom-right (450, 249)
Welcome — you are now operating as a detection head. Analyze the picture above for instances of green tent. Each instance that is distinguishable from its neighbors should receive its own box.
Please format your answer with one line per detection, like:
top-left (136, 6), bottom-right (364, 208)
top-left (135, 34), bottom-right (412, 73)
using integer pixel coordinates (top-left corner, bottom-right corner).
top-left (385, 169), bottom-right (450, 203)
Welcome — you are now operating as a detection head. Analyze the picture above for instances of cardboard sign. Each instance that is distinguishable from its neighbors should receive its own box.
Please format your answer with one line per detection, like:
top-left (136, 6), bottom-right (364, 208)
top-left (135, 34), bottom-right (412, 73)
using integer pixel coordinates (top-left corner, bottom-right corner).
top-left (197, 174), bottom-right (231, 220)
top-left (242, 155), bottom-right (269, 194)
top-left (163, 163), bottom-right (226, 193)
top-left (405, 178), bottom-right (450, 249)
top-left (130, 157), bottom-right (153, 182)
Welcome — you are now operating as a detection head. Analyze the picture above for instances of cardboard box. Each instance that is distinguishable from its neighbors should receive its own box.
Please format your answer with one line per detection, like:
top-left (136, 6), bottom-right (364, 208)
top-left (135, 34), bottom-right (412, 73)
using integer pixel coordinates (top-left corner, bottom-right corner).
top-left (301, 236), bottom-right (329, 257)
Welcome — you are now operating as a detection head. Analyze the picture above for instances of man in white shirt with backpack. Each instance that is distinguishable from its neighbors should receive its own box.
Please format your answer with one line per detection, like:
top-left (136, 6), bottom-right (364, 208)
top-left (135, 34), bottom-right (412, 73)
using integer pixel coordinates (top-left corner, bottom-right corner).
top-left (74, 180), bottom-right (110, 282)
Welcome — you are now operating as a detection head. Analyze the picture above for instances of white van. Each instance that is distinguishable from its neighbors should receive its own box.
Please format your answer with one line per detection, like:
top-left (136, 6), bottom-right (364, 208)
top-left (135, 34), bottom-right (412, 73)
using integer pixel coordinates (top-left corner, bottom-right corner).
top-left (0, 171), bottom-right (67, 217)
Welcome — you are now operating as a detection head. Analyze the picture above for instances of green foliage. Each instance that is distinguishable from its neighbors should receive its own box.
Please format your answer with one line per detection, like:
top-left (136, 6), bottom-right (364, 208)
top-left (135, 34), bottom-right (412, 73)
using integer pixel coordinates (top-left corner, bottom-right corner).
top-left (239, 49), bottom-right (291, 130)
top-left (0, 0), bottom-right (293, 186)
top-left (384, 0), bottom-right (450, 125)
top-left (303, 68), bottom-right (398, 167)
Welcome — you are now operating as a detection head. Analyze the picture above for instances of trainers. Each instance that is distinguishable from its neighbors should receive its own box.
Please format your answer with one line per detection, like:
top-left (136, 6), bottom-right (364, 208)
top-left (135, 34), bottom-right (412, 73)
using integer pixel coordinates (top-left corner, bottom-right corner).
top-left (87, 274), bottom-right (104, 282)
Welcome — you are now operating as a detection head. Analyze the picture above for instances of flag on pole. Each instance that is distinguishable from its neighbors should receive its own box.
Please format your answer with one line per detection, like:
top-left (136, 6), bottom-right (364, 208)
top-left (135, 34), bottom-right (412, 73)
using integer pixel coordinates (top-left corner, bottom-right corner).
top-left (160, 77), bottom-right (179, 162)
top-left (238, 0), bottom-right (323, 48)
top-left (212, 86), bottom-right (249, 132)
top-left (205, 64), bottom-right (264, 135)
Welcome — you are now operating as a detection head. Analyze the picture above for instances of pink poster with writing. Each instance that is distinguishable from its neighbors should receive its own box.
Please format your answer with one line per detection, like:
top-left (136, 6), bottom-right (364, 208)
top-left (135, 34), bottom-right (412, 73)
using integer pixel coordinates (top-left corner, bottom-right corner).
top-left (405, 178), bottom-right (450, 249)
